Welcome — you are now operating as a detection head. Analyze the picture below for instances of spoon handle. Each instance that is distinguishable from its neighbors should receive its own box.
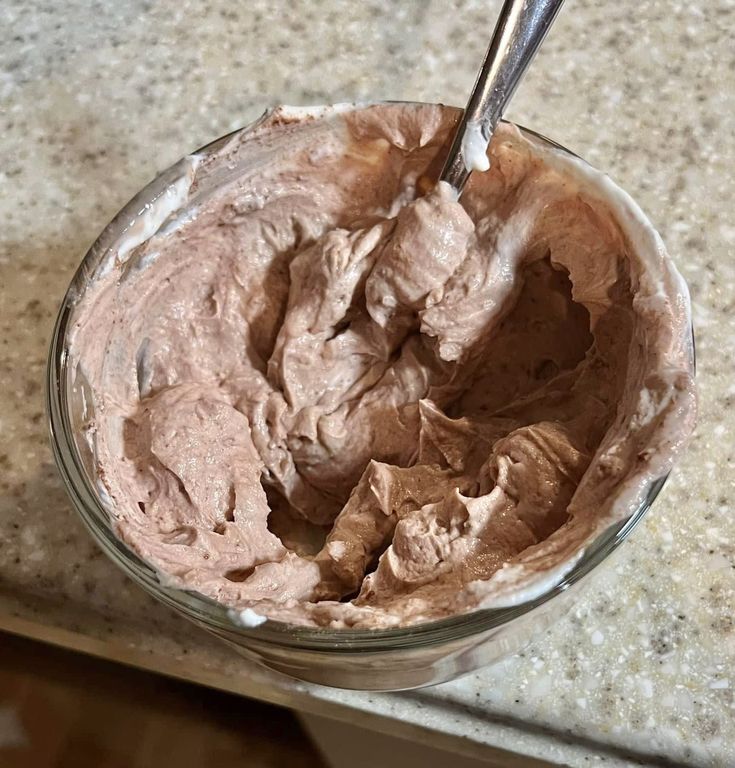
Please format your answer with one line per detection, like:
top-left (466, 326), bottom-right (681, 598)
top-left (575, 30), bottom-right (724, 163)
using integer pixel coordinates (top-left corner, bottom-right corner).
top-left (440, 0), bottom-right (565, 194)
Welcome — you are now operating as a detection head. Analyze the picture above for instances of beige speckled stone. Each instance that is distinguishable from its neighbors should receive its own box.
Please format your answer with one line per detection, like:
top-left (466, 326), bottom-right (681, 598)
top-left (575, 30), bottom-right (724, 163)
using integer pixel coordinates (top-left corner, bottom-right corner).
top-left (1, 1), bottom-right (733, 766)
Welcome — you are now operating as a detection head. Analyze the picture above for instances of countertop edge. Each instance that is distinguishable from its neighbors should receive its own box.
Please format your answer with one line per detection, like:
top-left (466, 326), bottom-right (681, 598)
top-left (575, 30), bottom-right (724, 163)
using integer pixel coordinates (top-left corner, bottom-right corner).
top-left (0, 612), bottom-right (658, 768)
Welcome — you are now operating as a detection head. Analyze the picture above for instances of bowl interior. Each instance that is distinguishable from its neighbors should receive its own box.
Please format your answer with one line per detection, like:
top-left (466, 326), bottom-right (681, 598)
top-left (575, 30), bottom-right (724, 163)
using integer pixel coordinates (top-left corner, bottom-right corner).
top-left (47, 103), bottom-right (684, 650)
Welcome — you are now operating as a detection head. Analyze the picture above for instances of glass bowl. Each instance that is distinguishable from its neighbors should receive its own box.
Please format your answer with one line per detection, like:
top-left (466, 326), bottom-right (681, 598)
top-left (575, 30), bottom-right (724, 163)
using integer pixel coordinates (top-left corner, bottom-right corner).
top-left (47, 102), bottom-right (694, 691)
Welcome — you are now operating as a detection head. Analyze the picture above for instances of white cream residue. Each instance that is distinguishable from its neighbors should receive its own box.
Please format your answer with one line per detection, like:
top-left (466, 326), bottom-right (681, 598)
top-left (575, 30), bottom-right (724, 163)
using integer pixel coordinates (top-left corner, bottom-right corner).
top-left (228, 608), bottom-right (268, 628)
top-left (116, 157), bottom-right (199, 261)
top-left (461, 119), bottom-right (491, 173)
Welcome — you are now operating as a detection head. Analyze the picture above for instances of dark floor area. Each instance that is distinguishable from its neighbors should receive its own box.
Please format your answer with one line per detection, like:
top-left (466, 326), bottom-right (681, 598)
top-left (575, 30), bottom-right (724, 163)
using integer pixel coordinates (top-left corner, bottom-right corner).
top-left (0, 631), bottom-right (326, 768)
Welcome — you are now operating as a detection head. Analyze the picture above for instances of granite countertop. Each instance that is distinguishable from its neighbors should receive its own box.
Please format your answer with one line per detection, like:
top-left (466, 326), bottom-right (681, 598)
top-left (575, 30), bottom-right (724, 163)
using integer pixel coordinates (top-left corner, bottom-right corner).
top-left (1, 1), bottom-right (734, 765)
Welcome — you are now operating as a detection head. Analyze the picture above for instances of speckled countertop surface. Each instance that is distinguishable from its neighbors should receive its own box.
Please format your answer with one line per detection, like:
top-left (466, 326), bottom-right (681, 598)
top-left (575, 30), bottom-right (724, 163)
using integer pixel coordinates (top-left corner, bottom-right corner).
top-left (1, 1), bottom-right (734, 766)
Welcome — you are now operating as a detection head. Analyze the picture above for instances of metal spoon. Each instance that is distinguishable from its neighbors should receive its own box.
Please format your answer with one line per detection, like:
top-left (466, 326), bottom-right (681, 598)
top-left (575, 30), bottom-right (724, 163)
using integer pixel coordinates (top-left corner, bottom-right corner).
top-left (440, 0), bottom-right (566, 195)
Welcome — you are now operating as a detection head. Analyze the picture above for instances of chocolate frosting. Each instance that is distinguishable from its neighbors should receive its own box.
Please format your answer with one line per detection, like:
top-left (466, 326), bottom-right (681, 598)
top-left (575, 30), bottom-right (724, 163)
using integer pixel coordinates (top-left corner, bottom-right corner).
top-left (69, 104), bottom-right (696, 628)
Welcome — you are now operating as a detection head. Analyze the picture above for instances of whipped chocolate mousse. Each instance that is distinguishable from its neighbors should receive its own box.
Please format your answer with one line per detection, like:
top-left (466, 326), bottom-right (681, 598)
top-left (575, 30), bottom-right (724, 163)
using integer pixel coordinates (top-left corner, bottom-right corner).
top-left (69, 103), bottom-right (696, 628)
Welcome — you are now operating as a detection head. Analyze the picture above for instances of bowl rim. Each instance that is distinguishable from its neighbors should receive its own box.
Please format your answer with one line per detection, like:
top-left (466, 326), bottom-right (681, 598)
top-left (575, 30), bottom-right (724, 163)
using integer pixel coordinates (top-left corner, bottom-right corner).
top-left (47, 100), bottom-right (677, 651)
